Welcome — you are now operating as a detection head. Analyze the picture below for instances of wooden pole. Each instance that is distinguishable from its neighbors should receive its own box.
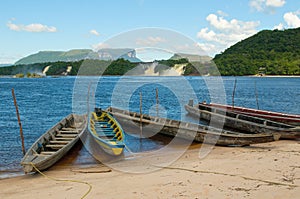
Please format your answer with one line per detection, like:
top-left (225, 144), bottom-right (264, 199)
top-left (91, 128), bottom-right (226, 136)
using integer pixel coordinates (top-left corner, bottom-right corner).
top-left (12, 88), bottom-right (26, 155)
top-left (232, 78), bottom-right (237, 108)
top-left (254, 81), bottom-right (260, 110)
top-left (155, 88), bottom-right (159, 117)
top-left (139, 92), bottom-right (143, 139)
top-left (87, 83), bottom-right (92, 120)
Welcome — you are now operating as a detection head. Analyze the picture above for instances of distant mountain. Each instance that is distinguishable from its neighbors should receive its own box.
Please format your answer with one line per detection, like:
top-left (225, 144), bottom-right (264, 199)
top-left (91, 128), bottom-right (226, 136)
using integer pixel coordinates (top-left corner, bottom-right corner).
top-left (15, 48), bottom-right (141, 65)
top-left (15, 49), bottom-right (95, 65)
top-left (97, 48), bottom-right (141, 62)
top-left (213, 27), bottom-right (300, 75)
top-left (171, 53), bottom-right (212, 63)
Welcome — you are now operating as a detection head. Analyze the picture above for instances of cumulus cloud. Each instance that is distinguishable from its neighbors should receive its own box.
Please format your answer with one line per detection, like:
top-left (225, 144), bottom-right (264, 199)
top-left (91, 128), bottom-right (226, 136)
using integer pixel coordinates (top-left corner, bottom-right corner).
top-left (284, 11), bottom-right (300, 28)
top-left (273, 10), bottom-right (300, 30)
top-left (136, 36), bottom-right (166, 46)
top-left (90, 29), bottom-right (100, 36)
top-left (196, 43), bottom-right (218, 55)
top-left (266, 0), bottom-right (286, 7)
top-left (249, 0), bottom-right (286, 12)
top-left (197, 13), bottom-right (259, 55)
top-left (7, 20), bottom-right (57, 32)
top-left (273, 23), bottom-right (284, 30)
top-left (216, 10), bottom-right (228, 17)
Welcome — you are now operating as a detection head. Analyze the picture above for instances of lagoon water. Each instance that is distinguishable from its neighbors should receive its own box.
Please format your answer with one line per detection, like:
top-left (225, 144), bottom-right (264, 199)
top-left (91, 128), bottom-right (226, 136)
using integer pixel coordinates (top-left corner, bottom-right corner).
top-left (0, 76), bottom-right (299, 178)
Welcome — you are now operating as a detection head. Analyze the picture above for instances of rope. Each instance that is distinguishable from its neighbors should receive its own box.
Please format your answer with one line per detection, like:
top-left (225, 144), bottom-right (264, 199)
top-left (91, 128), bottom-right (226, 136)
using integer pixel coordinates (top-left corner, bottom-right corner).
top-left (152, 165), bottom-right (298, 188)
top-left (30, 162), bottom-right (92, 199)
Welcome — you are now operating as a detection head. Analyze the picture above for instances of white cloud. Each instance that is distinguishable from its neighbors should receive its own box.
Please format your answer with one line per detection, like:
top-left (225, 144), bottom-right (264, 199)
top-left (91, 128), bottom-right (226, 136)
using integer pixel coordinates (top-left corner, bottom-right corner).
top-left (249, 0), bottom-right (286, 12)
top-left (7, 20), bottom-right (57, 32)
top-left (136, 36), bottom-right (166, 46)
top-left (283, 12), bottom-right (300, 28)
top-left (90, 29), bottom-right (100, 36)
top-left (196, 43), bottom-right (218, 55)
top-left (249, 0), bottom-right (265, 12)
top-left (273, 10), bottom-right (300, 30)
top-left (197, 13), bottom-right (259, 55)
top-left (205, 14), bottom-right (259, 34)
top-left (273, 23), bottom-right (284, 30)
top-left (266, 0), bottom-right (286, 7)
top-left (197, 28), bottom-right (217, 42)
top-left (216, 10), bottom-right (228, 17)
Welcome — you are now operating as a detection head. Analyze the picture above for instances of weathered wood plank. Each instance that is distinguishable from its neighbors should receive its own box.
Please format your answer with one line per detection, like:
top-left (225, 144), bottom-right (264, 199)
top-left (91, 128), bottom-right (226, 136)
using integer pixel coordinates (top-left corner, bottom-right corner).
top-left (40, 151), bottom-right (56, 155)
top-left (56, 134), bottom-right (78, 137)
top-left (49, 140), bottom-right (70, 144)
top-left (54, 137), bottom-right (74, 141)
top-left (61, 127), bottom-right (77, 131)
top-left (46, 144), bottom-right (65, 149)
top-left (58, 130), bottom-right (79, 133)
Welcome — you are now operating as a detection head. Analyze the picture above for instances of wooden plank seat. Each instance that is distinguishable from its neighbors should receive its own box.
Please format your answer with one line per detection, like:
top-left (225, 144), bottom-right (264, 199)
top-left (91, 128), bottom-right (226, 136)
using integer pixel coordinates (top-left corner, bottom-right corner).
top-left (97, 128), bottom-right (115, 132)
top-left (98, 132), bottom-right (116, 137)
top-left (94, 122), bottom-right (110, 125)
top-left (94, 124), bottom-right (111, 127)
top-left (94, 126), bottom-right (112, 129)
top-left (46, 144), bottom-right (65, 149)
top-left (96, 126), bottom-right (113, 130)
top-left (61, 127), bottom-right (77, 131)
top-left (54, 137), bottom-right (74, 141)
top-left (98, 135), bottom-right (116, 139)
top-left (40, 151), bottom-right (56, 155)
top-left (56, 134), bottom-right (78, 137)
top-left (49, 140), bottom-right (70, 144)
top-left (58, 130), bottom-right (79, 133)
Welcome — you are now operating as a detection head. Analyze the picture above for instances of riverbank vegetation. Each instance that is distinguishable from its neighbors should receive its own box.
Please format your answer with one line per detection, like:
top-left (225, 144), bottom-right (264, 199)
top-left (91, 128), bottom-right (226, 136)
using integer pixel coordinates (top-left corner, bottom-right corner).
top-left (213, 28), bottom-right (300, 76)
top-left (1, 28), bottom-right (299, 76)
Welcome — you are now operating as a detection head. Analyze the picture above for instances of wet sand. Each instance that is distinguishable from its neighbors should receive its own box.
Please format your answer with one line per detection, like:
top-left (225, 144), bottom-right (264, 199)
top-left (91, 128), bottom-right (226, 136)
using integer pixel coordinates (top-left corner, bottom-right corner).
top-left (1, 140), bottom-right (300, 199)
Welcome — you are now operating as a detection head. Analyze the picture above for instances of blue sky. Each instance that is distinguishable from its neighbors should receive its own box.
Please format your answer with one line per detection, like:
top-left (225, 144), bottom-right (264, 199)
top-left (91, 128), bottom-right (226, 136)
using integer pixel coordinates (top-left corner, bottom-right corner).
top-left (1, 0), bottom-right (300, 63)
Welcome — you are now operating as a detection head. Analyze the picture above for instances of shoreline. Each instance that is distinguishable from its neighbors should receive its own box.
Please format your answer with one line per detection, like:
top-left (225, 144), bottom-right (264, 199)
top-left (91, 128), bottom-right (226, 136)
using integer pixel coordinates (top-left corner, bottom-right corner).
top-left (1, 140), bottom-right (299, 198)
top-left (249, 75), bottom-right (300, 78)
top-left (1, 75), bottom-right (300, 78)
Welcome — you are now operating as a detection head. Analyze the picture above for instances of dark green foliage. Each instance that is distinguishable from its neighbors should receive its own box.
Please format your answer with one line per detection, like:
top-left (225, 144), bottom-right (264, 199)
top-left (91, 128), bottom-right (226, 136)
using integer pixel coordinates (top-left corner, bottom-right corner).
top-left (157, 58), bottom-right (189, 67)
top-left (103, 58), bottom-right (137, 75)
top-left (213, 28), bottom-right (300, 75)
top-left (184, 63), bottom-right (203, 75)
top-left (69, 60), bottom-right (108, 76)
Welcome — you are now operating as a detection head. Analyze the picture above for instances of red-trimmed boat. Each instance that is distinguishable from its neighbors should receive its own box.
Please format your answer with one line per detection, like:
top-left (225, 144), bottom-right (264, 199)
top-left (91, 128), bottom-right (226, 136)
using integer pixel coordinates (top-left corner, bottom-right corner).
top-left (198, 102), bottom-right (300, 126)
top-left (185, 100), bottom-right (300, 139)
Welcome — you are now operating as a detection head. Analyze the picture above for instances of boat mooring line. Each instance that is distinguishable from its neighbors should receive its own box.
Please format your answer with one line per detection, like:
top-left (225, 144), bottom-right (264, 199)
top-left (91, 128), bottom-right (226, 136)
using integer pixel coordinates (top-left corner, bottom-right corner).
top-left (152, 165), bottom-right (298, 188)
top-left (30, 162), bottom-right (92, 199)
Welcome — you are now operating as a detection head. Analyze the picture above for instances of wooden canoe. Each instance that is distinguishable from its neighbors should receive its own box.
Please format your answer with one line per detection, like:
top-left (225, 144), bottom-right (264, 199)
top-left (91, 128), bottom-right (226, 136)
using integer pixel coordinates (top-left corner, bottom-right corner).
top-left (185, 102), bottom-right (300, 139)
top-left (107, 107), bottom-right (279, 147)
top-left (20, 114), bottom-right (87, 173)
top-left (201, 102), bottom-right (300, 126)
top-left (86, 108), bottom-right (125, 157)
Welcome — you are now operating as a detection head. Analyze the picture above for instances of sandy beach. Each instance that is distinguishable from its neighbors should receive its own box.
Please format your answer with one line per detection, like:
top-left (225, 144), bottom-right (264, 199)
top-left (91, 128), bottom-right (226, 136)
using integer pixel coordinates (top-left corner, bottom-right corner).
top-left (1, 140), bottom-right (299, 199)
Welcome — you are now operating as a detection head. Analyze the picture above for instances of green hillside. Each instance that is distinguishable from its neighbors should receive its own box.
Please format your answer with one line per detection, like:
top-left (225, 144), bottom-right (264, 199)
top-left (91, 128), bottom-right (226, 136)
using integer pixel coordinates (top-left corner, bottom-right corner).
top-left (213, 28), bottom-right (300, 75)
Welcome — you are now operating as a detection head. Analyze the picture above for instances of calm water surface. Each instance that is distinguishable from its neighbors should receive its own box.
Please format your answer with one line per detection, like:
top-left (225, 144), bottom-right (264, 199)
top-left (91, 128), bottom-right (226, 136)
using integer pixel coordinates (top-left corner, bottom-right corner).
top-left (0, 76), bottom-right (299, 178)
